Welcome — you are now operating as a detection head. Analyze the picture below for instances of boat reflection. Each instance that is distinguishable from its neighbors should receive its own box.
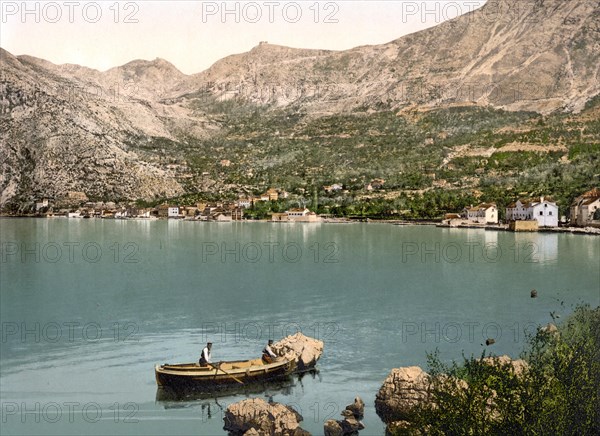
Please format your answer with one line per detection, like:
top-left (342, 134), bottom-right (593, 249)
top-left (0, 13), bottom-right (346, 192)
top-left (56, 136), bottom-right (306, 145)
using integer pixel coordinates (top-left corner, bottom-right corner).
top-left (155, 370), bottom-right (319, 406)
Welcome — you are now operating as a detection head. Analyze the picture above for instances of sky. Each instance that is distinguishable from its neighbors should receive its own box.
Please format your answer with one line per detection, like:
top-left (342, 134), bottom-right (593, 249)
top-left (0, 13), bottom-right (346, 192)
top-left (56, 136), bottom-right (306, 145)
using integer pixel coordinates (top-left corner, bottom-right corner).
top-left (1, 1), bottom-right (487, 74)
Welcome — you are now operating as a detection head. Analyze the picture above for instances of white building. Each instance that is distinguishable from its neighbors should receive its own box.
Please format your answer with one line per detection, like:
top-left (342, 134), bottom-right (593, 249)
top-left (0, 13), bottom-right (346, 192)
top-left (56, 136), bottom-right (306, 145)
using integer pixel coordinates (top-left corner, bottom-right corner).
top-left (35, 199), bottom-right (49, 211)
top-left (272, 208), bottom-right (321, 223)
top-left (506, 197), bottom-right (558, 227)
top-left (463, 203), bottom-right (498, 224)
top-left (168, 206), bottom-right (180, 218)
top-left (286, 208), bottom-right (310, 218)
top-left (237, 198), bottom-right (252, 209)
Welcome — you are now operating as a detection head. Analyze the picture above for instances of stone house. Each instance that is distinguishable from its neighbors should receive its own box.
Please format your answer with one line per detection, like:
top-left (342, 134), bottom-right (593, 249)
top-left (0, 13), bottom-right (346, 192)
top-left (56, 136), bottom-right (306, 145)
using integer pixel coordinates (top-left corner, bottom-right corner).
top-left (570, 188), bottom-right (600, 226)
top-left (463, 203), bottom-right (498, 224)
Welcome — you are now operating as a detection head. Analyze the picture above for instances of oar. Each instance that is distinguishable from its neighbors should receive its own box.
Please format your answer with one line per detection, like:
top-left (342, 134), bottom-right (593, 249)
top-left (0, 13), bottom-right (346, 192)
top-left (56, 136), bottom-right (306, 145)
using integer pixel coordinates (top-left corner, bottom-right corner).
top-left (210, 362), bottom-right (244, 385)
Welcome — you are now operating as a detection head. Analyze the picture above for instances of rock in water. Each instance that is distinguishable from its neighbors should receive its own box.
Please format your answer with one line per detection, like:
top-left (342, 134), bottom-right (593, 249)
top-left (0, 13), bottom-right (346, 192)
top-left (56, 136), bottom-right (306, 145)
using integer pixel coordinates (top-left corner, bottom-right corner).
top-left (324, 420), bottom-right (344, 436)
top-left (223, 398), bottom-right (310, 435)
top-left (272, 333), bottom-right (324, 370)
top-left (375, 366), bottom-right (431, 423)
top-left (324, 409), bottom-right (365, 436)
top-left (340, 409), bottom-right (365, 433)
top-left (531, 289), bottom-right (538, 298)
top-left (345, 396), bottom-right (365, 418)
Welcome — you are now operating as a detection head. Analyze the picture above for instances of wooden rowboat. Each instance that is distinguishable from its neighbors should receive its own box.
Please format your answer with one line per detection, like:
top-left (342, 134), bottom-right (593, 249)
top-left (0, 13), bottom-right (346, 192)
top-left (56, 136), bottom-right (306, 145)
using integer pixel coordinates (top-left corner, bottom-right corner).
top-left (155, 358), bottom-right (296, 391)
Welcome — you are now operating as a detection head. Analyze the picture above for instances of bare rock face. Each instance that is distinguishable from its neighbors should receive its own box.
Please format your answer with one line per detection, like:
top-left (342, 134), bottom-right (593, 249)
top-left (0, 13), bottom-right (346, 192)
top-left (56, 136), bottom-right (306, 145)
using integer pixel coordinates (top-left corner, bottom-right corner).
top-left (190, 0), bottom-right (600, 114)
top-left (223, 398), bottom-right (310, 436)
top-left (272, 333), bottom-right (324, 371)
top-left (375, 366), bottom-right (431, 423)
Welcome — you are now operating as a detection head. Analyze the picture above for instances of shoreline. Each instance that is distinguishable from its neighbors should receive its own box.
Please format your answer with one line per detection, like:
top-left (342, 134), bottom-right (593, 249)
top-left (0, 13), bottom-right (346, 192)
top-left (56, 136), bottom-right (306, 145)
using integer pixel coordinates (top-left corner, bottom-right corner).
top-left (435, 222), bottom-right (600, 235)
top-left (2, 215), bottom-right (599, 235)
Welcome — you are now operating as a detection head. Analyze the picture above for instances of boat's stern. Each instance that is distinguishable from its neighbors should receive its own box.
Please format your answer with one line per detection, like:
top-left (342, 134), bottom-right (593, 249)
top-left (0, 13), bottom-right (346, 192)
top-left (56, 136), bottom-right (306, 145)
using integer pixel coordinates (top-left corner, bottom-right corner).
top-left (154, 364), bottom-right (165, 386)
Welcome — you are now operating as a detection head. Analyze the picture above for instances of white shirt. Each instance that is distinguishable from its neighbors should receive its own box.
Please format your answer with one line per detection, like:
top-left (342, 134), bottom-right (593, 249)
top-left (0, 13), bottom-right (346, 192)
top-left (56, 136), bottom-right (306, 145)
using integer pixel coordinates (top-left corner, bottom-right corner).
top-left (264, 344), bottom-right (276, 358)
top-left (201, 347), bottom-right (212, 363)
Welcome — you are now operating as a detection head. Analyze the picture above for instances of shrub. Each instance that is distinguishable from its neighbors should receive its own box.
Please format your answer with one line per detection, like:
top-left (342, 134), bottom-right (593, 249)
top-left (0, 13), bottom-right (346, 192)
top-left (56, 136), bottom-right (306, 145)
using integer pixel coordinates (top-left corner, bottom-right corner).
top-left (396, 305), bottom-right (600, 435)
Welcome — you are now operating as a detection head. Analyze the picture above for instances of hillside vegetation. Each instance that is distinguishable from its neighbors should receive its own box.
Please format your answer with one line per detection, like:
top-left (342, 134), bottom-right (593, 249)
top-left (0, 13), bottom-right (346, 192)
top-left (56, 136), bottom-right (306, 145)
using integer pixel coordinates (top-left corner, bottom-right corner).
top-left (134, 94), bottom-right (600, 219)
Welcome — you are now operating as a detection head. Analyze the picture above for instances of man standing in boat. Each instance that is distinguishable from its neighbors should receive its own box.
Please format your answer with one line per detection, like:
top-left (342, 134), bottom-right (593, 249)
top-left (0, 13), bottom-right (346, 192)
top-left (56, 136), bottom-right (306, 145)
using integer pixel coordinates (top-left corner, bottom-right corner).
top-left (199, 342), bottom-right (212, 367)
top-left (262, 340), bottom-right (277, 364)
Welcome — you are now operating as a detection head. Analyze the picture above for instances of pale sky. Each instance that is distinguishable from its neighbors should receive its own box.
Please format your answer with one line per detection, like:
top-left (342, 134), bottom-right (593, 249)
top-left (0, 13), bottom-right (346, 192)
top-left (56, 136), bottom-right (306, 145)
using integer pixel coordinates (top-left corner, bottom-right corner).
top-left (1, 1), bottom-right (487, 74)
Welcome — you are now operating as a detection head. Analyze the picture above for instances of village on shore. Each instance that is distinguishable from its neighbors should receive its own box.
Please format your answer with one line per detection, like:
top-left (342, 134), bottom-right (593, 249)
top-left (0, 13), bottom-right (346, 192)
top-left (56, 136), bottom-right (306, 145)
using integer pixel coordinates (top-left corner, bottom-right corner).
top-left (17, 187), bottom-right (600, 233)
top-left (438, 188), bottom-right (600, 233)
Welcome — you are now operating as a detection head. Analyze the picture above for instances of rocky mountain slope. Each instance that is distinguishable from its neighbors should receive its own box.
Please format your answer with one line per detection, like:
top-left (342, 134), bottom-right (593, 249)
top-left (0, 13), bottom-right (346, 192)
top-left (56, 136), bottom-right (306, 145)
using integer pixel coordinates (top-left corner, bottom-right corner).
top-left (1, 0), bottom-right (598, 210)
top-left (186, 0), bottom-right (599, 114)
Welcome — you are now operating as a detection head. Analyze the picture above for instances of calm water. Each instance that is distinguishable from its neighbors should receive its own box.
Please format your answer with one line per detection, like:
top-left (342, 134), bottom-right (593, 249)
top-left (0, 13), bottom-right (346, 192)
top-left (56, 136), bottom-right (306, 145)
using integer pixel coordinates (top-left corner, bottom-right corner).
top-left (1, 218), bottom-right (599, 435)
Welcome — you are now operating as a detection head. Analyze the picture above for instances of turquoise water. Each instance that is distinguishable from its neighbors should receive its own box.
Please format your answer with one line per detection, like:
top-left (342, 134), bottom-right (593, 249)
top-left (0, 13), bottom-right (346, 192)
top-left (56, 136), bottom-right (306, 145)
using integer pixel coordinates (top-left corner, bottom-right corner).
top-left (1, 218), bottom-right (598, 435)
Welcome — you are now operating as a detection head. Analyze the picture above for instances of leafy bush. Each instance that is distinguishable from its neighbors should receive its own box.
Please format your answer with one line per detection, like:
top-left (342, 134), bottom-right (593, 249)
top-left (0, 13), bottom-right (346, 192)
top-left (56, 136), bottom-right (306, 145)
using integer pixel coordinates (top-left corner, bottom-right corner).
top-left (395, 305), bottom-right (600, 435)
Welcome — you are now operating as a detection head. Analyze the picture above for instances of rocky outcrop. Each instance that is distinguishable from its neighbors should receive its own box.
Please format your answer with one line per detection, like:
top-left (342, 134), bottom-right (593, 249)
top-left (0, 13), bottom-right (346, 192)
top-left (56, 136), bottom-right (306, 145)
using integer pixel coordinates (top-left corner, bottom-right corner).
top-left (377, 357), bottom-right (528, 432)
top-left (375, 366), bottom-right (431, 423)
top-left (480, 355), bottom-right (529, 376)
top-left (272, 333), bottom-right (323, 371)
top-left (223, 398), bottom-right (310, 436)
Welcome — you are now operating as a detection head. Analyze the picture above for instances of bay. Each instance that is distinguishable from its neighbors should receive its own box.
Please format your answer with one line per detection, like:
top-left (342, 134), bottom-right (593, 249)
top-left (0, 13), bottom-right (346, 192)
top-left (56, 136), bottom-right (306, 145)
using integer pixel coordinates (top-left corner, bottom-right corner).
top-left (1, 218), bottom-right (598, 435)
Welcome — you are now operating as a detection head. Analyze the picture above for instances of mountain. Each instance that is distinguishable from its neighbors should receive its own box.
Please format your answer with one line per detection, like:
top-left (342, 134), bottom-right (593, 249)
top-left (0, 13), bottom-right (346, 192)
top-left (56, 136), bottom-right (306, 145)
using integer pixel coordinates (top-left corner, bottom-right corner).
top-left (185, 0), bottom-right (600, 114)
top-left (1, 0), bottom-right (599, 211)
top-left (0, 49), bottom-right (222, 209)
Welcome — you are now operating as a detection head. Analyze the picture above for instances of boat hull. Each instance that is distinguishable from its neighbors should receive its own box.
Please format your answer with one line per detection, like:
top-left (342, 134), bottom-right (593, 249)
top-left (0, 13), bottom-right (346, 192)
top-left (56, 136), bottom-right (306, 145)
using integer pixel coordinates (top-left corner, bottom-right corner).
top-left (155, 359), bottom-right (296, 392)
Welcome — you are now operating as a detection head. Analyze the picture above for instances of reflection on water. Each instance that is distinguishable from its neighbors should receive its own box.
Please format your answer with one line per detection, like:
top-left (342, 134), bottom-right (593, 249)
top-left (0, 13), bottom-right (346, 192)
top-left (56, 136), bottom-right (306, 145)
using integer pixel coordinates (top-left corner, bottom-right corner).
top-left (512, 232), bottom-right (559, 264)
top-left (155, 371), bottom-right (318, 404)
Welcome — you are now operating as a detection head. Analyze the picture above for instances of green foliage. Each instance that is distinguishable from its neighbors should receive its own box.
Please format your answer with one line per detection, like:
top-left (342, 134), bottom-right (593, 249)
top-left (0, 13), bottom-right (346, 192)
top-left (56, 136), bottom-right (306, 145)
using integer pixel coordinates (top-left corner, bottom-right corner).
top-left (243, 200), bottom-right (274, 220)
top-left (123, 96), bottom-right (599, 219)
top-left (395, 305), bottom-right (600, 435)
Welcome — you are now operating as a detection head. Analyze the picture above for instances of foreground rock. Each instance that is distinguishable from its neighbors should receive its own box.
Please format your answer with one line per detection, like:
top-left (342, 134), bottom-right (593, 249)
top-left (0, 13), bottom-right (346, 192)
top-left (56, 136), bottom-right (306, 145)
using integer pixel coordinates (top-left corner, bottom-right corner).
top-left (375, 366), bottom-right (431, 423)
top-left (377, 357), bottom-right (527, 432)
top-left (324, 420), bottom-right (344, 436)
top-left (324, 409), bottom-right (365, 435)
top-left (344, 397), bottom-right (365, 419)
top-left (223, 398), bottom-right (310, 436)
top-left (272, 333), bottom-right (324, 371)
top-left (323, 396), bottom-right (366, 435)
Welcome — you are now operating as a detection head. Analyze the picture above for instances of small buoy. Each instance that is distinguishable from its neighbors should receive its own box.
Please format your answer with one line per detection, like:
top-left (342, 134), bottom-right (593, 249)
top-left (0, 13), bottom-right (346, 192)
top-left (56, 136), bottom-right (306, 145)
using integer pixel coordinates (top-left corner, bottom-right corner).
top-left (530, 289), bottom-right (538, 298)
top-left (485, 338), bottom-right (495, 346)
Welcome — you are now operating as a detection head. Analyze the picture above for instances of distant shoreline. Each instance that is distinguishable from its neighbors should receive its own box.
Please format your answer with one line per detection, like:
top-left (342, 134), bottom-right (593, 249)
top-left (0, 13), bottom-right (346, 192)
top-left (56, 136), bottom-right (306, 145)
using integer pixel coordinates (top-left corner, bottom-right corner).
top-left (1, 215), bottom-right (599, 235)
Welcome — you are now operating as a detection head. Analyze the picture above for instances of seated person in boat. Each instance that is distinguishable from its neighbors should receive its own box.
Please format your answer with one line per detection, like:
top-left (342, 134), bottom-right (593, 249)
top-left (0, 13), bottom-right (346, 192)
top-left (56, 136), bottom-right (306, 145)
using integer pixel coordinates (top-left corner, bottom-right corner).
top-left (199, 342), bottom-right (212, 367)
top-left (262, 340), bottom-right (277, 364)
